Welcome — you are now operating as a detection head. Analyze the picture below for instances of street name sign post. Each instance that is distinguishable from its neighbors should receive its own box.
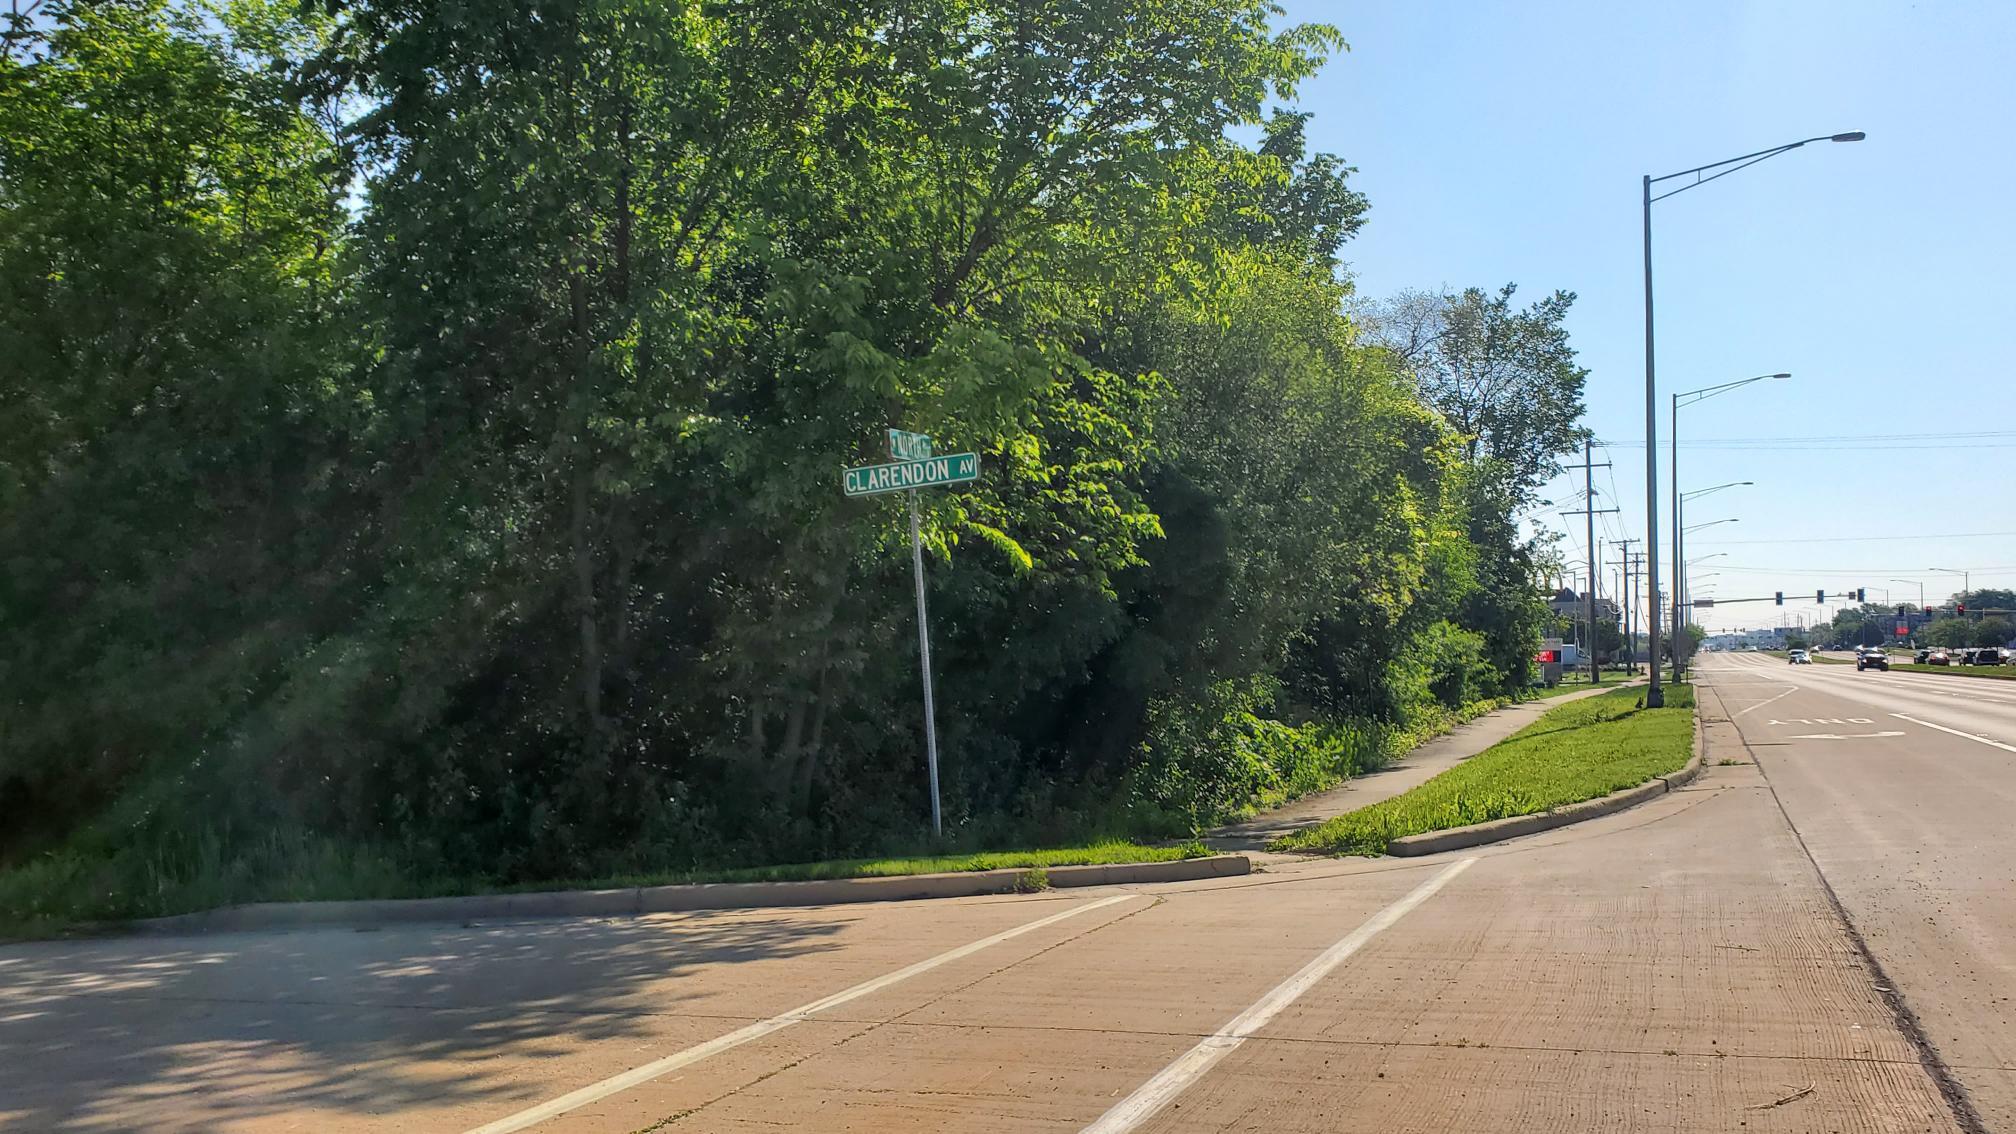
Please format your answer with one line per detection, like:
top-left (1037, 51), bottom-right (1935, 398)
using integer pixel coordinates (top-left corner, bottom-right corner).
top-left (840, 452), bottom-right (978, 498)
top-left (842, 432), bottom-right (981, 836)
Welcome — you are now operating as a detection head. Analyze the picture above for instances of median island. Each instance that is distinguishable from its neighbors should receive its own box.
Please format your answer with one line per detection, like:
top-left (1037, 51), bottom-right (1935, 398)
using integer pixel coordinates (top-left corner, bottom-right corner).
top-left (1274, 683), bottom-right (1695, 856)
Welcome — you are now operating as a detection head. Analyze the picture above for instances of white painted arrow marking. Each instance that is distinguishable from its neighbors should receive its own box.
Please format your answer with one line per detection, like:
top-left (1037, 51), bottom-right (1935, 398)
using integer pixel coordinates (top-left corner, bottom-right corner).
top-left (1785, 730), bottom-right (1906, 740)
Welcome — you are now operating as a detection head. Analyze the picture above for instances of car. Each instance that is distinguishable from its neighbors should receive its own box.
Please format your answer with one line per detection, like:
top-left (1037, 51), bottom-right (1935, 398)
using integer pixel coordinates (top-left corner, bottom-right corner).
top-left (1969, 647), bottom-right (2008, 666)
top-left (1857, 650), bottom-right (1889, 671)
top-left (1926, 649), bottom-right (1952, 665)
top-left (1914, 648), bottom-right (1932, 664)
top-left (1788, 649), bottom-right (1812, 665)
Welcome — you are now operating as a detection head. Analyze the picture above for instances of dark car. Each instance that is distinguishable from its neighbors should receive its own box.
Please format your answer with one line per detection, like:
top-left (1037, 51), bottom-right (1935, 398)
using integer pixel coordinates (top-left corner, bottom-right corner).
top-left (1970, 647), bottom-right (2008, 666)
top-left (1857, 650), bottom-right (1890, 671)
top-left (1914, 648), bottom-right (1931, 664)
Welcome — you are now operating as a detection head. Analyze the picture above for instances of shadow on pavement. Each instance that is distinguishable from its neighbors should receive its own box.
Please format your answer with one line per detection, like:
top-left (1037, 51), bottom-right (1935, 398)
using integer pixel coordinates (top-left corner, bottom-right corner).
top-left (0, 910), bottom-right (846, 1131)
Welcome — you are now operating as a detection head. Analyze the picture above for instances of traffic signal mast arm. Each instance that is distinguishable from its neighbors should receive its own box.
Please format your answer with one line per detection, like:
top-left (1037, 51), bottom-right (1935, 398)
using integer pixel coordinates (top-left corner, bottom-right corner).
top-left (1696, 587), bottom-right (1871, 608)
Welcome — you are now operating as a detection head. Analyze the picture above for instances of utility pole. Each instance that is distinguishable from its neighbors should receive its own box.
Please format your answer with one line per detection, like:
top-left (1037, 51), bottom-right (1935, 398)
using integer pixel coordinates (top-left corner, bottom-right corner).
top-left (1561, 440), bottom-right (1617, 685)
top-left (1616, 538), bottom-right (1641, 675)
top-left (1631, 553), bottom-right (1649, 672)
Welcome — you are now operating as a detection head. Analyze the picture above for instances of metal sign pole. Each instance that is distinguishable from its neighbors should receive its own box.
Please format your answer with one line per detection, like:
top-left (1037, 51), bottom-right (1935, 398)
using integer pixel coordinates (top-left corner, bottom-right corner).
top-left (908, 489), bottom-right (943, 836)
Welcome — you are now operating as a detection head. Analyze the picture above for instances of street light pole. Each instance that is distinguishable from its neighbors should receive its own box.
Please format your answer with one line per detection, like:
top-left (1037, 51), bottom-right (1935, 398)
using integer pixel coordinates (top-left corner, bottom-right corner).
top-left (1674, 479), bottom-right (1752, 673)
top-left (1930, 566), bottom-right (1969, 606)
top-left (1891, 578), bottom-right (1925, 646)
top-left (1642, 131), bottom-right (1862, 700)
top-left (1891, 577), bottom-right (1925, 612)
top-left (1673, 379), bottom-right (1782, 681)
top-left (1642, 173), bottom-right (1662, 706)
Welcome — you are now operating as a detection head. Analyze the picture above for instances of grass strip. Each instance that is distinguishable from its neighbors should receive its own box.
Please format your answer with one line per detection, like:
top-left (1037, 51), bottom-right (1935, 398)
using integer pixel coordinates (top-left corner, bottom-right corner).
top-left (0, 839), bottom-right (1205, 940)
top-left (1883, 662), bottom-right (2016, 680)
top-left (1520, 676), bottom-right (1637, 701)
top-left (564, 840), bottom-right (1209, 887)
top-left (1273, 684), bottom-right (1695, 856)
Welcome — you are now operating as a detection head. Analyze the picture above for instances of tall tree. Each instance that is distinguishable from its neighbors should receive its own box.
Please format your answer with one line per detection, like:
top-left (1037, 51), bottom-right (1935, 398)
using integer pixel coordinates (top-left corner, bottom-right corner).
top-left (0, 0), bottom-right (352, 856)
top-left (1358, 283), bottom-right (1589, 494)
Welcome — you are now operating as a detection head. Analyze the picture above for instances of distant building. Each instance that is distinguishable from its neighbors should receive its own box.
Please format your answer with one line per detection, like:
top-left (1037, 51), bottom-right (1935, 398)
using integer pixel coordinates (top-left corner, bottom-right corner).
top-left (1547, 587), bottom-right (1619, 625)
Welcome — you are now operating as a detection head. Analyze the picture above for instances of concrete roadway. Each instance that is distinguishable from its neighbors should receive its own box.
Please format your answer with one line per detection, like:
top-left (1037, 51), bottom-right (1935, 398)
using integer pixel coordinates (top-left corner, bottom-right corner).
top-left (1, 654), bottom-right (2010, 1132)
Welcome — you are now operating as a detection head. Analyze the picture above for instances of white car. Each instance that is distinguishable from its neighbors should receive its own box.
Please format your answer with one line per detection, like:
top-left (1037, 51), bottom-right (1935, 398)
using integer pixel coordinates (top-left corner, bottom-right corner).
top-left (1788, 649), bottom-right (1812, 665)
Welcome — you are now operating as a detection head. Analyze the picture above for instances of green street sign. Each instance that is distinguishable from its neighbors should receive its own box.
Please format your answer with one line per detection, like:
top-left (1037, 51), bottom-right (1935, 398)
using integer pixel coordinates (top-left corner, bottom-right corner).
top-left (842, 452), bottom-right (979, 497)
top-left (888, 429), bottom-right (933, 461)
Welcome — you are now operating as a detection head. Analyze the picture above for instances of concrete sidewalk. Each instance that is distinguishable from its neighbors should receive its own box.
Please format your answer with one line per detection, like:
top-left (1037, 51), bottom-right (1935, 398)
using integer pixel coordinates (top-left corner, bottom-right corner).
top-left (1206, 679), bottom-right (1641, 853)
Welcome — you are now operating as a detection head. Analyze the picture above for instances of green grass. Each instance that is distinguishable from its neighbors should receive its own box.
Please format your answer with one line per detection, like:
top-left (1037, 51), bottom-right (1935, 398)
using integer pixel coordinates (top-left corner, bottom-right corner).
top-left (566, 840), bottom-right (1210, 887)
top-left (1273, 683), bottom-right (1695, 856)
top-left (1521, 675), bottom-right (1637, 700)
top-left (1885, 662), bottom-right (2016, 680)
top-left (0, 837), bottom-right (1206, 940)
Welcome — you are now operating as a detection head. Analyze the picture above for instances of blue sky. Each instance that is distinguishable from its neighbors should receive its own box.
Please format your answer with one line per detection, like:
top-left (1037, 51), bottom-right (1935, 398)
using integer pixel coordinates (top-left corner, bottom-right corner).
top-left (1275, 0), bottom-right (2016, 631)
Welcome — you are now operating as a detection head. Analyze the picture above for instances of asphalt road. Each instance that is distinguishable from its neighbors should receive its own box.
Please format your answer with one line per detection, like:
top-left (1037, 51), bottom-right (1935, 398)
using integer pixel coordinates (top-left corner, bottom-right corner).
top-left (3, 656), bottom-right (2011, 1132)
top-left (1701, 650), bottom-right (2016, 1130)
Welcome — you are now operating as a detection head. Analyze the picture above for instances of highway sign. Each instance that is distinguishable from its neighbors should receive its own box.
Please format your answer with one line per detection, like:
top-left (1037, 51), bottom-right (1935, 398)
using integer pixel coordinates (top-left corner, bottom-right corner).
top-left (843, 452), bottom-right (979, 498)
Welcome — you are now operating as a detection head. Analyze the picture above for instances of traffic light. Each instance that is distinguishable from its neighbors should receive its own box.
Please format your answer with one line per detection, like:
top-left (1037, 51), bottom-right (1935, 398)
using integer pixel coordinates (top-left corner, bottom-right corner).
top-left (1897, 604), bottom-right (1908, 616)
top-left (1957, 603), bottom-right (1966, 616)
top-left (1775, 591), bottom-right (1784, 605)
top-left (1816, 590), bottom-right (1825, 604)
top-left (1856, 588), bottom-right (1866, 602)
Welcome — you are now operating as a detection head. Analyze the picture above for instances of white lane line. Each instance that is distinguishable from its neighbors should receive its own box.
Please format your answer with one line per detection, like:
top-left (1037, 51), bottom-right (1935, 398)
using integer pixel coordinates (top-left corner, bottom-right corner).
top-left (1891, 713), bottom-right (2016, 754)
top-left (1081, 857), bottom-right (1475, 1134)
top-left (465, 893), bottom-right (1138, 1134)
top-left (1735, 684), bottom-right (1800, 716)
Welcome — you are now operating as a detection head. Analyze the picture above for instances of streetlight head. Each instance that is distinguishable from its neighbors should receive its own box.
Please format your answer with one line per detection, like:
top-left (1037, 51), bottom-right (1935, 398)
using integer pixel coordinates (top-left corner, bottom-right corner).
top-left (1830, 131), bottom-right (1867, 143)
top-left (1768, 373), bottom-right (1791, 380)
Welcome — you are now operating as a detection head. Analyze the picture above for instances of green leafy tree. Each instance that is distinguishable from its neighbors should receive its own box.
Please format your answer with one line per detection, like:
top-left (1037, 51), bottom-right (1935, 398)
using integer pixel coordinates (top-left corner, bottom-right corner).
top-left (1357, 284), bottom-right (1591, 495)
top-left (0, 0), bottom-right (352, 857)
top-left (1975, 618), bottom-right (2014, 648)
top-left (1958, 588), bottom-right (2016, 613)
top-left (1923, 619), bottom-right (1972, 649)
top-left (0, 0), bottom-right (1591, 919)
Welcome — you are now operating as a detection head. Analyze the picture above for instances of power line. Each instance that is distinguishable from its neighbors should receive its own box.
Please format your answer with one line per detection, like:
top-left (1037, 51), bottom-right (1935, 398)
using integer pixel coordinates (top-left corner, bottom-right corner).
top-left (1689, 530), bottom-right (2016, 546)
top-left (1607, 430), bottom-right (2016, 449)
top-left (1707, 562), bottom-right (2016, 576)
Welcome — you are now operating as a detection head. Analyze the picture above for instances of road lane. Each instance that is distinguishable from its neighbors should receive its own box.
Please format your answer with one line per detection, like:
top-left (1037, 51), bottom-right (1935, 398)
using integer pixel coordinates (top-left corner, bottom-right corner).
top-left (535, 864), bottom-right (1439, 1133)
top-left (1699, 651), bottom-right (2016, 1129)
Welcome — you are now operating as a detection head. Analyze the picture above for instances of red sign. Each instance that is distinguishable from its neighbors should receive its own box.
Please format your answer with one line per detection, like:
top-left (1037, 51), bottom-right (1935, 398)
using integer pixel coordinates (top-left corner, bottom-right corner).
top-left (1534, 649), bottom-right (1559, 663)
top-left (1895, 623), bottom-right (1909, 636)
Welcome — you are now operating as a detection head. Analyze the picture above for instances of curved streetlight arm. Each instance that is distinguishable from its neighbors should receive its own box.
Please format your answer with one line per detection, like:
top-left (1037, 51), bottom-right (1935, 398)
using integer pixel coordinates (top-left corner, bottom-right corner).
top-left (1684, 518), bottom-right (1739, 535)
top-left (1676, 375), bottom-right (1791, 409)
top-left (1682, 481), bottom-right (1753, 502)
top-left (1650, 133), bottom-right (1864, 203)
top-left (1643, 130), bottom-right (1862, 700)
top-left (1929, 566), bottom-right (1970, 602)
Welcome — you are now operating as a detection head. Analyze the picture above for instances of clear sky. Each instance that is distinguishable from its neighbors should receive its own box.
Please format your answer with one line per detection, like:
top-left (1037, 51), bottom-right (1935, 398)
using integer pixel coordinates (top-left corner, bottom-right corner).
top-left (1275, 0), bottom-right (2016, 632)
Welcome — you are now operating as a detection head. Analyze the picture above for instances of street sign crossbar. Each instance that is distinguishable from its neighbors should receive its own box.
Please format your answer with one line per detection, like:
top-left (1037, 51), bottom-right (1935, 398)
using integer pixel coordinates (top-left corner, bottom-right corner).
top-left (843, 453), bottom-right (979, 498)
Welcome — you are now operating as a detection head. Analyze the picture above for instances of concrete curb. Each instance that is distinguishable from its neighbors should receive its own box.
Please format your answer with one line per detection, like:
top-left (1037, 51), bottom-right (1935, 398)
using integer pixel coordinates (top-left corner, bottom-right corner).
top-left (1385, 749), bottom-right (1705, 858)
top-left (130, 854), bottom-right (1251, 936)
